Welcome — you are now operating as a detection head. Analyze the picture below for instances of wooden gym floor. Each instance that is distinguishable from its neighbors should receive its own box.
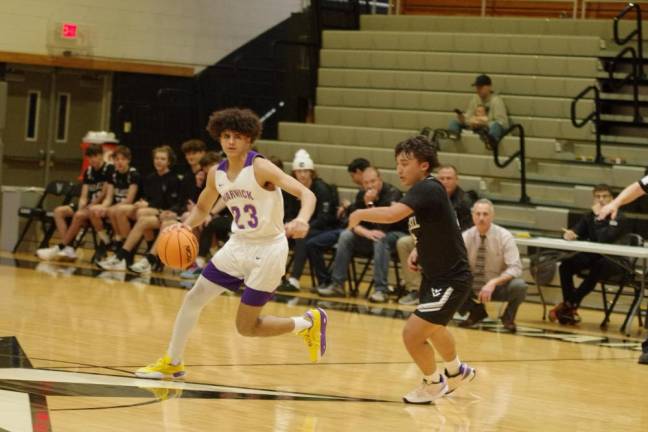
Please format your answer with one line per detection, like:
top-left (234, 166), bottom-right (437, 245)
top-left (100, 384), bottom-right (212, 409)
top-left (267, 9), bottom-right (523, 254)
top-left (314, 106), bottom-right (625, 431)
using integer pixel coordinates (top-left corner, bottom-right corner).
top-left (0, 252), bottom-right (646, 432)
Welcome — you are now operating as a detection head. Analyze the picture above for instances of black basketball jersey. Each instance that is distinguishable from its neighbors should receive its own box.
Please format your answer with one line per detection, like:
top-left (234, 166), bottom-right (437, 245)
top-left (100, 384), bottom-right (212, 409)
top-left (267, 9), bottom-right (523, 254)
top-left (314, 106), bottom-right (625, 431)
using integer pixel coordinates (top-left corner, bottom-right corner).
top-left (400, 176), bottom-right (471, 284)
top-left (110, 167), bottom-right (140, 203)
top-left (82, 163), bottom-right (114, 202)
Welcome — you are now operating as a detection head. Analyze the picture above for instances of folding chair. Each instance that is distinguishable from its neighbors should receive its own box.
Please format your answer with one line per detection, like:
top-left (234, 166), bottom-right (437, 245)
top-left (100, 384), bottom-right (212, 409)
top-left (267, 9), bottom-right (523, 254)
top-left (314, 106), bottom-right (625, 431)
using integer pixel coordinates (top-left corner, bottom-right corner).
top-left (600, 233), bottom-right (645, 331)
top-left (13, 180), bottom-right (74, 253)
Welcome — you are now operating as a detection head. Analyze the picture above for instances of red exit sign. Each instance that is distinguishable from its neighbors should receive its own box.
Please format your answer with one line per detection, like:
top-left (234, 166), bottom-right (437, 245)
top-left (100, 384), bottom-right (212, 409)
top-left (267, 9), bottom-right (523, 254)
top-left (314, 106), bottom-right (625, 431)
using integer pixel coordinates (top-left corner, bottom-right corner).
top-left (61, 23), bottom-right (78, 39)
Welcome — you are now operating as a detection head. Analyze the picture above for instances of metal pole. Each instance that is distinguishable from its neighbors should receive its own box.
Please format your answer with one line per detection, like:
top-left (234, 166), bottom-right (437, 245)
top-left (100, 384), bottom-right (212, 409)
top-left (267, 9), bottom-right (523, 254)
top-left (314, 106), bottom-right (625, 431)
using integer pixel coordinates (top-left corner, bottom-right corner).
top-left (0, 81), bottom-right (6, 190)
top-left (519, 126), bottom-right (530, 203)
top-left (44, 69), bottom-right (58, 187)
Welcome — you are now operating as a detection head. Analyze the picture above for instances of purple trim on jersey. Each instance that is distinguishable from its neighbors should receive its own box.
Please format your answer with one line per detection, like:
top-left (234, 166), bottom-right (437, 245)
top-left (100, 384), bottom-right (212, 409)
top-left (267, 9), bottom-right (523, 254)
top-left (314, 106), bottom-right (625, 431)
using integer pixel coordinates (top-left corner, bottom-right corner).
top-left (241, 286), bottom-right (273, 307)
top-left (244, 151), bottom-right (264, 167)
top-left (217, 159), bottom-right (229, 172)
top-left (201, 261), bottom-right (242, 292)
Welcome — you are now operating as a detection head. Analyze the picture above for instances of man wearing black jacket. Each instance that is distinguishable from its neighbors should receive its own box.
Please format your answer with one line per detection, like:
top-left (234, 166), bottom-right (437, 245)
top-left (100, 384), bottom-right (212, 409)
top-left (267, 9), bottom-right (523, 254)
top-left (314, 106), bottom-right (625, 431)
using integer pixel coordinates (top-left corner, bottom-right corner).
top-left (551, 184), bottom-right (628, 325)
top-left (278, 150), bottom-right (338, 292)
top-left (318, 166), bottom-right (408, 302)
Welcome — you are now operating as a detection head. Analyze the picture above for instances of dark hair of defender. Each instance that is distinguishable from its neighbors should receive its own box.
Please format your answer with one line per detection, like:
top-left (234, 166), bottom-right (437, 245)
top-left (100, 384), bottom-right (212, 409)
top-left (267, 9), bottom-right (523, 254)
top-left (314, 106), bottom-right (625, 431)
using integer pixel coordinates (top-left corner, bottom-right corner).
top-left (395, 135), bottom-right (440, 173)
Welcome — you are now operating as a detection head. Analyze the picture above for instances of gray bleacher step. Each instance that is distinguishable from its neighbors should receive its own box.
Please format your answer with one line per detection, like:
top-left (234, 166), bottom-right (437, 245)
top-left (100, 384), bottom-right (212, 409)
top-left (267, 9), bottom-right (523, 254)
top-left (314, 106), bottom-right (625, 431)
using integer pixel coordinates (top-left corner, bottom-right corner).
top-left (600, 93), bottom-right (648, 102)
top-left (318, 68), bottom-right (596, 98)
top-left (314, 105), bottom-right (592, 140)
top-left (320, 49), bottom-right (599, 78)
top-left (359, 15), bottom-right (644, 40)
top-left (316, 87), bottom-right (593, 119)
top-left (323, 30), bottom-right (603, 57)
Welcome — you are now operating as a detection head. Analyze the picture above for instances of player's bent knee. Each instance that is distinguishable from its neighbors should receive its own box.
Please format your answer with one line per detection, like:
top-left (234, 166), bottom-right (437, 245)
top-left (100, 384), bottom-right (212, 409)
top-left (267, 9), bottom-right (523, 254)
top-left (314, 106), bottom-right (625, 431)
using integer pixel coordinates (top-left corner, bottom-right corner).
top-left (185, 276), bottom-right (226, 305)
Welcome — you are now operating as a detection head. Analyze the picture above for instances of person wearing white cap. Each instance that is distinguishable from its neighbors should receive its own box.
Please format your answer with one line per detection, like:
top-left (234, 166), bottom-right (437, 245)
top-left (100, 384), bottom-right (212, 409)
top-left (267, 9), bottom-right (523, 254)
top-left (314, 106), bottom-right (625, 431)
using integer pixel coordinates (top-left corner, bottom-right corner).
top-left (278, 150), bottom-right (339, 292)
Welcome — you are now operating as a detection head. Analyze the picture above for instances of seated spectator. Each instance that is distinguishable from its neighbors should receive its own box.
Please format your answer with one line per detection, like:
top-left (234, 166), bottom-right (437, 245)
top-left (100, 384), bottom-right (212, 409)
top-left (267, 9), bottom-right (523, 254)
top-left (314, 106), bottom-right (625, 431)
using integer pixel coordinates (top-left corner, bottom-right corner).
top-left (97, 145), bottom-right (181, 272)
top-left (177, 139), bottom-right (207, 222)
top-left (180, 151), bottom-right (227, 279)
top-left (448, 74), bottom-right (509, 147)
top-left (317, 166), bottom-right (407, 303)
top-left (37, 144), bottom-right (114, 261)
top-left (551, 184), bottom-right (628, 325)
top-left (458, 199), bottom-right (527, 332)
top-left (93, 145), bottom-right (140, 262)
top-left (306, 158), bottom-right (371, 290)
top-left (397, 164), bottom-right (476, 305)
top-left (277, 150), bottom-right (338, 292)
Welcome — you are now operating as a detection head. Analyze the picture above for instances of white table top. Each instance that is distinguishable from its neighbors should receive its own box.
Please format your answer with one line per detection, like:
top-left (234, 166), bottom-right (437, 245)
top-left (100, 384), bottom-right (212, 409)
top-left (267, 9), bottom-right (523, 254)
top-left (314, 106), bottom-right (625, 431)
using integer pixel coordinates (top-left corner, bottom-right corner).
top-left (515, 236), bottom-right (648, 259)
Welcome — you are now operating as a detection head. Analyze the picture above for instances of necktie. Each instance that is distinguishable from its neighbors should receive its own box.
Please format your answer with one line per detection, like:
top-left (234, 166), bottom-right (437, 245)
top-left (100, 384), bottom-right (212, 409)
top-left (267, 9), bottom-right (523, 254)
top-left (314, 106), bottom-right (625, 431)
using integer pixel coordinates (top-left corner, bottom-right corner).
top-left (472, 235), bottom-right (487, 293)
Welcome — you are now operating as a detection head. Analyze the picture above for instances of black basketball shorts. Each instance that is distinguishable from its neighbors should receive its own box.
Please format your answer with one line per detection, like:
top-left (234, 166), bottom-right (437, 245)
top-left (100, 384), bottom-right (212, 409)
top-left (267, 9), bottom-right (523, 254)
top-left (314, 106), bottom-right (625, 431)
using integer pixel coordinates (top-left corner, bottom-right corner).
top-left (414, 275), bottom-right (472, 326)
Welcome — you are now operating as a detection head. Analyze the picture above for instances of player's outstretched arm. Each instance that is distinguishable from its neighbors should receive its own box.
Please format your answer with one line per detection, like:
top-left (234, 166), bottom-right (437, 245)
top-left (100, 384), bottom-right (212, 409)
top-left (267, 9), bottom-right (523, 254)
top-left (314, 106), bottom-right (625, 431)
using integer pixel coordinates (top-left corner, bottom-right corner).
top-left (254, 158), bottom-right (316, 238)
top-left (183, 167), bottom-right (220, 229)
top-left (348, 202), bottom-right (413, 230)
top-left (599, 181), bottom-right (645, 220)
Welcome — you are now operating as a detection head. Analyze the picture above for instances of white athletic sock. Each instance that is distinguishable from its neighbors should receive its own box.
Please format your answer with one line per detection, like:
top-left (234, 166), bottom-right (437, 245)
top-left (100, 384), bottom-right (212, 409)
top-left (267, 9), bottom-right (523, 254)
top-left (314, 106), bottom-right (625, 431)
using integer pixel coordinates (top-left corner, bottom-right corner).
top-left (167, 277), bottom-right (226, 364)
top-left (288, 277), bottom-right (300, 289)
top-left (423, 369), bottom-right (443, 384)
top-left (292, 316), bottom-right (312, 333)
top-left (445, 356), bottom-right (462, 376)
top-left (63, 246), bottom-right (75, 254)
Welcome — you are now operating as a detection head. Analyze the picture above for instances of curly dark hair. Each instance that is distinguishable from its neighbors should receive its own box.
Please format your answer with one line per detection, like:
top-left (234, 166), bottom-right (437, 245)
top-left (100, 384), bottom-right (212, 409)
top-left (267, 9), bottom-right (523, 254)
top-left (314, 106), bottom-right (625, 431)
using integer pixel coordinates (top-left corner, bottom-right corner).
top-left (206, 108), bottom-right (262, 142)
top-left (394, 135), bottom-right (440, 173)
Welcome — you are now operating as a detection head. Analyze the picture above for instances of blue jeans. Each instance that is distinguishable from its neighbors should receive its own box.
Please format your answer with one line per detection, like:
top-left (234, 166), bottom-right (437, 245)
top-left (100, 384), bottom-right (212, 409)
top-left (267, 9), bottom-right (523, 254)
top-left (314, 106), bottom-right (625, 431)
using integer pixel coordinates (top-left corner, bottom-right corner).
top-left (329, 230), bottom-right (406, 293)
top-left (305, 229), bottom-right (343, 286)
top-left (448, 119), bottom-right (504, 143)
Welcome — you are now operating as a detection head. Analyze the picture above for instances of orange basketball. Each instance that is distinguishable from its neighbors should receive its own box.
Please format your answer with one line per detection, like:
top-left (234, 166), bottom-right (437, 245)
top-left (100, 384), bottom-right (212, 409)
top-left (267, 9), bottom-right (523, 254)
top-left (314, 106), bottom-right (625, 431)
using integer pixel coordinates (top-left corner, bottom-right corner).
top-left (156, 227), bottom-right (198, 270)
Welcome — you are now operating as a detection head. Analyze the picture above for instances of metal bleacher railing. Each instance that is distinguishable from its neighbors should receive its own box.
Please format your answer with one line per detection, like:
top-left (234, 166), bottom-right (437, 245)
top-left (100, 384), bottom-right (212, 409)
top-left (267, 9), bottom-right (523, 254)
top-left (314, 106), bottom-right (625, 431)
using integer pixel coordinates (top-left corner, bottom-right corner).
top-left (571, 2), bottom-right (644, 164)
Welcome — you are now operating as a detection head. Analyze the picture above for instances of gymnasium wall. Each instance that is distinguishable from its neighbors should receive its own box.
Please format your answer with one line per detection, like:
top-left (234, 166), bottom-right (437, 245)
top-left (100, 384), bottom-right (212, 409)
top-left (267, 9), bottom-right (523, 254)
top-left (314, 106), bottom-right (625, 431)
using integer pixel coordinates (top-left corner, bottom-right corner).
top-left (0, 0), bottom-right (303, 69)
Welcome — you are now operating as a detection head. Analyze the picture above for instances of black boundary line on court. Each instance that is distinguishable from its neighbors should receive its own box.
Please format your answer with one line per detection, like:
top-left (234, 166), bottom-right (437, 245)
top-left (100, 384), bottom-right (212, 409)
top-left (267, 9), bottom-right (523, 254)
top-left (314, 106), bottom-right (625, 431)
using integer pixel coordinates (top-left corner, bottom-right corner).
top-left (1, 256), bottom-right (644, 355)
top-left (0, 337), bottom-right (395, 418)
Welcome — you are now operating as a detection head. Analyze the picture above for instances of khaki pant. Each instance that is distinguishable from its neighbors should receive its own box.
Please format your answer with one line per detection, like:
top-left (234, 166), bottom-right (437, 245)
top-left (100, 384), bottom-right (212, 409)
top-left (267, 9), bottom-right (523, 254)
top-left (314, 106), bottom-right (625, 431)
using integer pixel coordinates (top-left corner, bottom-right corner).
top-left (396, 235), bottom-right (421, 292)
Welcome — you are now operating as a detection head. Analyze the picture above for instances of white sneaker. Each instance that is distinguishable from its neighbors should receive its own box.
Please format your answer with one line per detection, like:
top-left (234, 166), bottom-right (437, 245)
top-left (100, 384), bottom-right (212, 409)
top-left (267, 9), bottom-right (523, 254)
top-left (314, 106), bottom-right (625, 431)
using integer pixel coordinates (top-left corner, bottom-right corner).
top-left (129, 258), bottom-right (152, 274)
top-left (56, 246), bottom-right (77, 262)
top-left (36, 246), bottom-right (60, 261)
top-left (97, 255), bottom-right (127, 271)
top-left (288, 277), bottom-right (301, 290)
top-left (403, 376), bottom-right (448, 404)
top-left (445, 363), bottom-right (476, 395)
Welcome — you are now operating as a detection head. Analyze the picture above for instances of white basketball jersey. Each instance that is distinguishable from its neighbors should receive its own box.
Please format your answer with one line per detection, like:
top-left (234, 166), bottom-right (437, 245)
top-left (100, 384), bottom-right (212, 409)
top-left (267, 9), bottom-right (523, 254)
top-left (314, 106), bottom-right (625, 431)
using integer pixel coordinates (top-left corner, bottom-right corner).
top-left (214, 151), bottom-right (285, 240)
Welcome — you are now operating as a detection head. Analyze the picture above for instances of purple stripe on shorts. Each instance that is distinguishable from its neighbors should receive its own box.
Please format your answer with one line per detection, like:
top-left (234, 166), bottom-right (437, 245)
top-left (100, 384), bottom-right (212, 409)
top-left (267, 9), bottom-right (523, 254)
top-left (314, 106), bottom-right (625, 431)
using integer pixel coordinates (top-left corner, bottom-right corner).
top-left (241, 286), bottom-right (273, 307)
top-left (201, 261), bottom-right (242, 292)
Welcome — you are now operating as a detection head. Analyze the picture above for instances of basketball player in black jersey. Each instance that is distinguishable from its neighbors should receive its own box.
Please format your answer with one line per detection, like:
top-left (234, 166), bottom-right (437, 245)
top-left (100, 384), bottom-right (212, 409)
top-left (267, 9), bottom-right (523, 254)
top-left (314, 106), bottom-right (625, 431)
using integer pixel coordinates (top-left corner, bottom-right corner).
top-left (348, 136), bottom-right (476, 403)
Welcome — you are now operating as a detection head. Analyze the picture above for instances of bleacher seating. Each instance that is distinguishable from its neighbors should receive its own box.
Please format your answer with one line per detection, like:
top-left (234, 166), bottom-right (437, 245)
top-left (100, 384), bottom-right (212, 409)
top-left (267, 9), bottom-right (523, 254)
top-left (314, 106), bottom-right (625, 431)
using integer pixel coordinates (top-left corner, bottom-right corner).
top-left (259, 13), bottom-right (648, 234)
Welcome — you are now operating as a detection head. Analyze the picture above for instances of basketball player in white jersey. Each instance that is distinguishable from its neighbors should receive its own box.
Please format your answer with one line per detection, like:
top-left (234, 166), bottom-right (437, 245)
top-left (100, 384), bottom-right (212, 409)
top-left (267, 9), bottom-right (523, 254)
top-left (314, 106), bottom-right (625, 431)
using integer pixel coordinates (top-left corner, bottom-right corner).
top-left (136, 108), bottom-right (327, 379)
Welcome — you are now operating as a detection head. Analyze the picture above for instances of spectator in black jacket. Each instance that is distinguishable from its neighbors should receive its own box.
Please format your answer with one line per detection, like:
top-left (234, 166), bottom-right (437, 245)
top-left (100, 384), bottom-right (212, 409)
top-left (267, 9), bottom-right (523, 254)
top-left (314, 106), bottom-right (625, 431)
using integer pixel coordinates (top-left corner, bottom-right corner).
top-left (318, 166), bottom-right (408, 302)
top-left (97, 145), bottom-right (180, 272)
top-left (551, 184), bottom-right (628, 325)
top-left (278, 150), bottom-right (338, 292)
top-left (305, 158), bottom-right (371, 290)
top-left (178, 139), bottom-right (207, 221)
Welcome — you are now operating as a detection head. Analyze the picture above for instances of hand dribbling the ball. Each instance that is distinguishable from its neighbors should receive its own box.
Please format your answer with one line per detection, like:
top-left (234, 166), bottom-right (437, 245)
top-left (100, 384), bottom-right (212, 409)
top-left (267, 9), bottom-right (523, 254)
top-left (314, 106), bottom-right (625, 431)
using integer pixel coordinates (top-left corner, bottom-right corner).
top-left (285, 218), bottom-right (309, 239)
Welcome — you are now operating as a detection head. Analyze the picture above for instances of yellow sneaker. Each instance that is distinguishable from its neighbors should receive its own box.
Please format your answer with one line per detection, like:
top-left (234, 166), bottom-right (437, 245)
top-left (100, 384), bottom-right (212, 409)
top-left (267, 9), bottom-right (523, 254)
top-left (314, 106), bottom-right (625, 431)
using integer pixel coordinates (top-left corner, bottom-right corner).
top-left (298, 307), bottom-right (328, 363)
top-left (135, 355), bottom-right (186, 379)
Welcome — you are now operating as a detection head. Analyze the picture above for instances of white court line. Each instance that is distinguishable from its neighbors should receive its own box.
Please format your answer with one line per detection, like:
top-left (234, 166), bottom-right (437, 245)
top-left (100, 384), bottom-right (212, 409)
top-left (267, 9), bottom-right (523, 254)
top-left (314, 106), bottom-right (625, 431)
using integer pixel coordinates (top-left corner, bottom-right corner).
top-left (0, 388), bottom-right (32, 432)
